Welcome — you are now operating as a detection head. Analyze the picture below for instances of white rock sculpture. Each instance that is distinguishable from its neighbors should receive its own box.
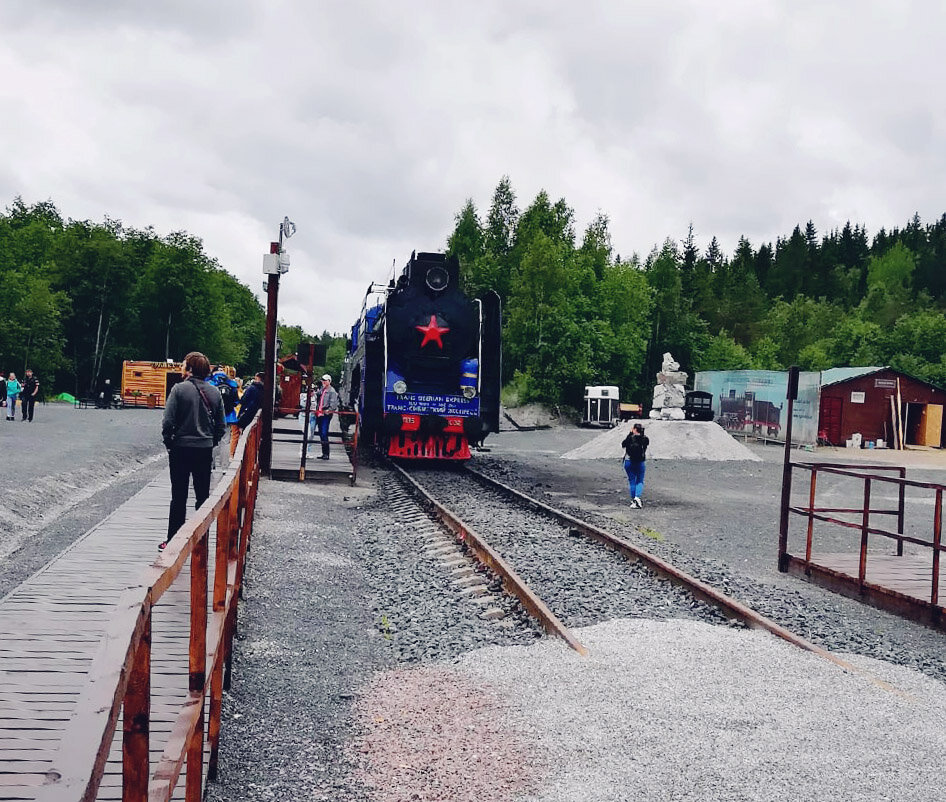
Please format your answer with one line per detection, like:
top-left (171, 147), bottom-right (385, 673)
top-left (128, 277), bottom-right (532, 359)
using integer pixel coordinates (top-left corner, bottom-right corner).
top-left (649, 352), bottom-right (688, 420)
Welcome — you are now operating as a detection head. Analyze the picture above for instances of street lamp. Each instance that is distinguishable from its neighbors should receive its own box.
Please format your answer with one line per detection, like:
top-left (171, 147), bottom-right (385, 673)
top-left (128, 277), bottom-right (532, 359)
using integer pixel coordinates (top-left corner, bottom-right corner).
top-left (259, 216), bottom-right (296, 474)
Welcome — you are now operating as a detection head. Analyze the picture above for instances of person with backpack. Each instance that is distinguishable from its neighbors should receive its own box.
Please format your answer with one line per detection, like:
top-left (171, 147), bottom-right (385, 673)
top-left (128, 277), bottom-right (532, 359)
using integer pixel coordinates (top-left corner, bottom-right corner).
top-left (621, 422), bottom-right (649, 508)
top-left (160, 352), bottom-right (225, 550)
top-left (208, 365), bottom-right (240, 456)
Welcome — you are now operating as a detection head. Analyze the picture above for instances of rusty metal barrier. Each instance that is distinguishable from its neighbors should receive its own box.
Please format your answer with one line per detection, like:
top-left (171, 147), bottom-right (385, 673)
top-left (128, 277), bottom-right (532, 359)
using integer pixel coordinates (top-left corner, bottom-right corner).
top-left (780, 460), bottom-right (944, 609)
top-left (36, 414), bottom-right (263, 802)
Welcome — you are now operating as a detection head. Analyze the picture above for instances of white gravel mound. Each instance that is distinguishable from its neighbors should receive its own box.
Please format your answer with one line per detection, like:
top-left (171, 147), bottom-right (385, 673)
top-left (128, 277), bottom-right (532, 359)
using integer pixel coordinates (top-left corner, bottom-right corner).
top-left (562, 419), bottom-right (761, 461)
top-left (456, 618), bottom-right (946, 802)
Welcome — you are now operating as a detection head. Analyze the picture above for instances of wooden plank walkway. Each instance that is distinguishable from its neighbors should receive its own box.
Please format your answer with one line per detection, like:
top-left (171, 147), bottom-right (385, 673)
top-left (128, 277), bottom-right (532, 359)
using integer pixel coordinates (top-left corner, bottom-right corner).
top-left (810, 553), bottom-right (944, 602)
top-left (0, 472), bottom-right (220, 801)
top-left (787, 552), bottom-right (946, 631)
top-left (271, 416), bottom-right (355, 483)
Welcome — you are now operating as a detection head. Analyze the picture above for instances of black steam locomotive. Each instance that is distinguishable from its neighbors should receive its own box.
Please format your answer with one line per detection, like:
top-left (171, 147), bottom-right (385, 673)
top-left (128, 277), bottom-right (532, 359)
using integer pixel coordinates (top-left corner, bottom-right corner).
top-left (340, 252), bottom-right (501, 460)
top-left (717, 390), bottom-right (782, 436)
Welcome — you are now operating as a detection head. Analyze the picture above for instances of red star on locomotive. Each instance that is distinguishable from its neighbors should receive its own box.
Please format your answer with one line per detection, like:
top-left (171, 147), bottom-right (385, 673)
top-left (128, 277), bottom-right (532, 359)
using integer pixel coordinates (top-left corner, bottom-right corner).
top-left (415, 315), bottom-right (450, 348)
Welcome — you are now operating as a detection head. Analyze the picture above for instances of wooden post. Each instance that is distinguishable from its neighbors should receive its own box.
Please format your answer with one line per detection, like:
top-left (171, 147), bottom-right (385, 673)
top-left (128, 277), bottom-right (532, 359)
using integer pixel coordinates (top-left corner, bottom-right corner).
top-left (299, 345), bottom-right (316, 481)
top-left (213, 495), bottom-right (231, 613)
top-left (932, 489), bottom-right (942, 606)
top-left (897, 466), bottom-right (906, 557)
top-left (186, 531), bottom-right (209, 799)
top-left (207, 640), bottom-right (226, 781)
top-left (896, 378), bottom-right (905, 450)
top-left (260, 241), bottom-right (281, 474)
top-left (805, 469), bottom-right (817, 562)
top-left (858, 477), bottom-right (871, 587)
top-left (122, 606), bottom-right (151, 802)
top-left (777, 367), bottom-right (799, 572)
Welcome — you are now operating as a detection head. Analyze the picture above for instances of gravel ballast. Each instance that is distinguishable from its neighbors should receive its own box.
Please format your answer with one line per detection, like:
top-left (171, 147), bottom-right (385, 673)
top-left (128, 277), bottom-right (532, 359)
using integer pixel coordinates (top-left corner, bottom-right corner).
top-left (187, 428), bottom-right (946, 800)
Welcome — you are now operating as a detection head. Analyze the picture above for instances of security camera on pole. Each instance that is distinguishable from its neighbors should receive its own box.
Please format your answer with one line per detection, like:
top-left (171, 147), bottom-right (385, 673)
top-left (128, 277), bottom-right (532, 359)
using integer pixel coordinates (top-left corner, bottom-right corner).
top-left (259, 216), bottom-right (295, 474)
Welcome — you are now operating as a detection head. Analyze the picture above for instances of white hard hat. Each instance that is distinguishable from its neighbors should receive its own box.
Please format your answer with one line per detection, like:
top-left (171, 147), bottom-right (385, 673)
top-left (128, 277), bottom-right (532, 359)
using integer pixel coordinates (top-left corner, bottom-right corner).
top-left (321, 374), bottom-right (331, 381)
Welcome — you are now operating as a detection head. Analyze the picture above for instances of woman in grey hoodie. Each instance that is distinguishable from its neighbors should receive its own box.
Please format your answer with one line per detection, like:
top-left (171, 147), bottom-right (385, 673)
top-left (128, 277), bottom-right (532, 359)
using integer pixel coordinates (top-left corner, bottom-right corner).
top-left (160, 351), bottom-right (225, 549)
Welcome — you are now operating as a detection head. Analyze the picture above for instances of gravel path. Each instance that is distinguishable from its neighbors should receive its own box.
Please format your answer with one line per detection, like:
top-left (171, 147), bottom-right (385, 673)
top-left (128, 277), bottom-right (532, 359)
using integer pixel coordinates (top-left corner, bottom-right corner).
top-left (455, 618), bottom-right (946, 802)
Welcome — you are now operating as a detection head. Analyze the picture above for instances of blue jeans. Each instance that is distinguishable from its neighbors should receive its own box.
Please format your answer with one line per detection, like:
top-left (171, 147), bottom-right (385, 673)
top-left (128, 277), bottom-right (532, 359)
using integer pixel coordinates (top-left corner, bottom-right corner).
top-left (6, 394), bottom-right (17, 417)
top-left (308, 414), bottom-right (332, 450)
top-left (623, 459), bottom-right (645, 499)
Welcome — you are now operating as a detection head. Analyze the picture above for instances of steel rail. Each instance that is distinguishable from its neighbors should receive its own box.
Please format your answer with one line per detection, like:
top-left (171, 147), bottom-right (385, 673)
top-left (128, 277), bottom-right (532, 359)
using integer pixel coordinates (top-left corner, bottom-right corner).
top-left (391, 463), bottom-right (589, 656)
top-left (460, 465), bottom-right (871, 675)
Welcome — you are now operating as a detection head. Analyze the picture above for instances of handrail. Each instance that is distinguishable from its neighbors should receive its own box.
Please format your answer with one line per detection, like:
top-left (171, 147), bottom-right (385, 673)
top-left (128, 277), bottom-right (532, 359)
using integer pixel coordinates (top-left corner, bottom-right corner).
top-left (783, 459), bottom-right (944, 605)
top-left (36, 413), bottom-right (263, 802)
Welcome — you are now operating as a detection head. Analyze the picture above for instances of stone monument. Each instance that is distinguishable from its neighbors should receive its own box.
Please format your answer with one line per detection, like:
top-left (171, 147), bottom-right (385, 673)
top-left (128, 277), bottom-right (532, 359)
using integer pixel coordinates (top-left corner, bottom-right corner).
top-left (649, 352), bottom-right (687, 420)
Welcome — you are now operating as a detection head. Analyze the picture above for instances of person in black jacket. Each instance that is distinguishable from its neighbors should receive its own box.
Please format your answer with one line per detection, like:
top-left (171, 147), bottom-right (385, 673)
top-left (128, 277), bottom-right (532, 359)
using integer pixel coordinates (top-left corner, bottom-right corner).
top-left (20, 369), bottom-right (39, 422)
top-left (236, 372), bottom-right (264, 430)
top-left (621, 423), bottom-right (649, 508)
top-left (159, 351), bottom-right (225, 549)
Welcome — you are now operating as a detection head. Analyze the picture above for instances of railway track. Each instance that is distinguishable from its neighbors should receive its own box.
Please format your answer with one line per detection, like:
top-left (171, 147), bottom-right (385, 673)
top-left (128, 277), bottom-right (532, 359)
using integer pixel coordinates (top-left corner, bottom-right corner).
top-left (393, 461), bottom-right (864, 672)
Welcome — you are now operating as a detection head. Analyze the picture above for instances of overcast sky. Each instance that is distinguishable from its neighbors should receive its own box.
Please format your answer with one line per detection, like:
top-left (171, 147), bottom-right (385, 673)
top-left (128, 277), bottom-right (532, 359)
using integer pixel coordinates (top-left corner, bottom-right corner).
top-left (2, 1), bottom-right (943, 335)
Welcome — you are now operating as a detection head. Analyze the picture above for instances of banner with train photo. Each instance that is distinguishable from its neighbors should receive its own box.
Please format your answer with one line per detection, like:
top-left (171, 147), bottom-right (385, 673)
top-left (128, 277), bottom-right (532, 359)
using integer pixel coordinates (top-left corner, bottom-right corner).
top-left (694, 370), bottom-right (821, 445)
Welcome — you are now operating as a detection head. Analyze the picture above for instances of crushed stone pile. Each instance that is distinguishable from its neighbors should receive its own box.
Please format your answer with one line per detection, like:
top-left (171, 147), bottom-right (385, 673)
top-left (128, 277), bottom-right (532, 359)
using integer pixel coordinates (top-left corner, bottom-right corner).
top-left (561, 419), bottom-right (762, 461)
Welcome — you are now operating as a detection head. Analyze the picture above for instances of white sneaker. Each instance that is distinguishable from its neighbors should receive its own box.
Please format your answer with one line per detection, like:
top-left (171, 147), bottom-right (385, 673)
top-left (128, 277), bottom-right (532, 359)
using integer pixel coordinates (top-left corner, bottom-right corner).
top-left (634, 497), bottom-right (643, 508)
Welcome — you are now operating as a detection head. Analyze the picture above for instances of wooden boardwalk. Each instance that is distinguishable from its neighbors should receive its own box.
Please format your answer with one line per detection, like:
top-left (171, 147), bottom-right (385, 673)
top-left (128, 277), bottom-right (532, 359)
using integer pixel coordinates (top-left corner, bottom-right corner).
top-left (0, 473), bottom-right (219, 801)
top-left (270, 415), bottom-right (355, 483)
top-left (786, 552), bottom-right (946, 631)
top-left (812, 553), bottom-right (945, 603)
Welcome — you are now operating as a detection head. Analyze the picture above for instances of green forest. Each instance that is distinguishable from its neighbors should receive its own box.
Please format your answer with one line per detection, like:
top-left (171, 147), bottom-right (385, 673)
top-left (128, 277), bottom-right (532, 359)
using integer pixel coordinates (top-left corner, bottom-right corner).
top-left (3, 186), bottom-right (946, 410)
top-left (447, 177), bottom-right (946, 408)
top-left (0, 198), bottom-right (341, 397)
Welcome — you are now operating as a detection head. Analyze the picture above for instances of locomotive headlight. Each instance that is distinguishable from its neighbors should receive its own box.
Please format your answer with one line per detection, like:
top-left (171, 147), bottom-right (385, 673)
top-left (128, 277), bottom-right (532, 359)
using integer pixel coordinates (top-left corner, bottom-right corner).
top-left (425, 265), bottom-right (449, 292)
top-left (393, 380), bottom-right (408, 395)
top-left (462, 385), bottom-right (476, 399)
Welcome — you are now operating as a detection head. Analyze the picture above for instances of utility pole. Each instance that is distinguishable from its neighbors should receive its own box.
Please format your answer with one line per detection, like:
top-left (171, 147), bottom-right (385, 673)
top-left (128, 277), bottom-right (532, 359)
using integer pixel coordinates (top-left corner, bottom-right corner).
top-left (259, 217), bottom-right (295, 475)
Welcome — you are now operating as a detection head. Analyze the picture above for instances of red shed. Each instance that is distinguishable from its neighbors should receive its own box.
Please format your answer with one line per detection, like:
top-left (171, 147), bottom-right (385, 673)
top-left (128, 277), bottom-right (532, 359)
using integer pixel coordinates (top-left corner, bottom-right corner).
top-left (818, 367), bottom-right (946, 448)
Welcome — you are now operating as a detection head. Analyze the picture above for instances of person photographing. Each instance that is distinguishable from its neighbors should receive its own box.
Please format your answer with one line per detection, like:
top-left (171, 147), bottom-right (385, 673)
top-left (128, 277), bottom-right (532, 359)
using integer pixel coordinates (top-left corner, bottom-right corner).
top-left (621, 423), bottom-right (649, 508)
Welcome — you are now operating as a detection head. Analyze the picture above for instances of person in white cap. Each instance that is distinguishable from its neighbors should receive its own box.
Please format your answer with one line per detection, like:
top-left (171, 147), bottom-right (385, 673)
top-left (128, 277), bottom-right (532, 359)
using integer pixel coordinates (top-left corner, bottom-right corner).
top-left (310, 373), bottom-right (339, 459)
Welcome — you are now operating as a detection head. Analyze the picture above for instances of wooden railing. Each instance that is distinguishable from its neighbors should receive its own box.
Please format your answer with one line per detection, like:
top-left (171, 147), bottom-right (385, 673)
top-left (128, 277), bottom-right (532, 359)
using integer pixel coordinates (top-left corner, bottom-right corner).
top-left (781, 461), bottom-right (946, 604)
top-left (36, 414), bottom-right (263, 802)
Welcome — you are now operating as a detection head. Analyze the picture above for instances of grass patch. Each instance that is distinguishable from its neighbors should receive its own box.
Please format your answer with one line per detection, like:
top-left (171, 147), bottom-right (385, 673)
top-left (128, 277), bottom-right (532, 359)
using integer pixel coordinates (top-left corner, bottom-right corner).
top-left (639, 526), bottom-right (664, 542)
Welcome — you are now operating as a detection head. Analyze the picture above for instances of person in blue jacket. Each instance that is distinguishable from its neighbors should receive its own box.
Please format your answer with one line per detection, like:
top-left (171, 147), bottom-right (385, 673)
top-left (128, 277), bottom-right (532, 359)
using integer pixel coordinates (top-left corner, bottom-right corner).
top-left (207, 365), bottom-right (240, 456)
top-left (5, 372), bottom-right (21, 421)
top-left (236, 373), bottom-right (264, 431)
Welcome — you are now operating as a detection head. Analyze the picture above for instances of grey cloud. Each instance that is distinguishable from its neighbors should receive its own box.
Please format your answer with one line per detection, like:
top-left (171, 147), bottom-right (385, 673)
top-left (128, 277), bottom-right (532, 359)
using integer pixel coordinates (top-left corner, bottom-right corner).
top-left (4, 0), bottom-right (946, 333)
top-left (0, 0), bottom-right (259, 40)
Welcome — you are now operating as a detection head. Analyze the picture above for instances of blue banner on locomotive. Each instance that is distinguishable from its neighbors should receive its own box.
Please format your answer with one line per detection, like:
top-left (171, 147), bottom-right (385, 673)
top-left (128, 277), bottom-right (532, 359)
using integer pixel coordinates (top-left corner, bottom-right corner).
top-left (340, 251), bottom-right (501, 460)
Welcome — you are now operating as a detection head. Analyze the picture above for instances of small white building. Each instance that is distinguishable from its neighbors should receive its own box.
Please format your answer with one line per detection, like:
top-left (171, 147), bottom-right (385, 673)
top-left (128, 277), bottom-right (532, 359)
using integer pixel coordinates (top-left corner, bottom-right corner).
top-left (583, 385), bottom-right (620, 427)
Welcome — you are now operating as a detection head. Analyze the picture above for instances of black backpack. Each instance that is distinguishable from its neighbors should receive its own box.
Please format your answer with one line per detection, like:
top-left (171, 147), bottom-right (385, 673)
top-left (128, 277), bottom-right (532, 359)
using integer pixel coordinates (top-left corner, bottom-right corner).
top-left (216, 379), bottom-right (237, 414)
